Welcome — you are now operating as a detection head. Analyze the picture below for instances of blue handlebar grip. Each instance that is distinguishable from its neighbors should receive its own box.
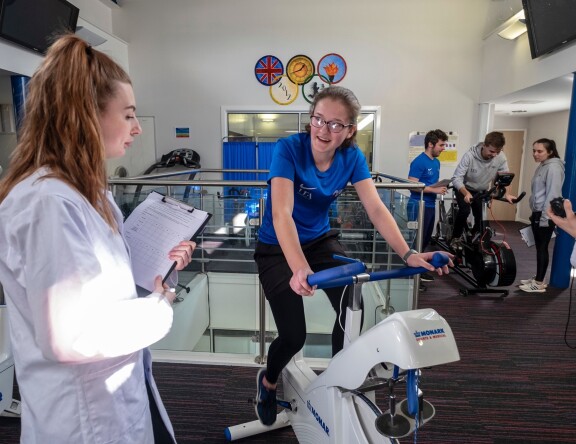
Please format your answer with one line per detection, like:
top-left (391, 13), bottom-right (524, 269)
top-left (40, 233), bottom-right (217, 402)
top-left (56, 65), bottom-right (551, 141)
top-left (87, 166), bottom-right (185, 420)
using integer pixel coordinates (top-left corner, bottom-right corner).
top-left (307, 261), bottom-right (367, 289)
top-left (429, 252), bottom-right (449, 268)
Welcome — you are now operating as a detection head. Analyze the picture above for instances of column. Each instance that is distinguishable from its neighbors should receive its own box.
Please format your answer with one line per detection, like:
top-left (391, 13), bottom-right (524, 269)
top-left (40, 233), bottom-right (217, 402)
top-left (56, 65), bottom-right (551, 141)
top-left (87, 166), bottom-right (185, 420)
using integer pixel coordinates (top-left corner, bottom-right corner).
top-left (550, 72), bottom-right (576, 288)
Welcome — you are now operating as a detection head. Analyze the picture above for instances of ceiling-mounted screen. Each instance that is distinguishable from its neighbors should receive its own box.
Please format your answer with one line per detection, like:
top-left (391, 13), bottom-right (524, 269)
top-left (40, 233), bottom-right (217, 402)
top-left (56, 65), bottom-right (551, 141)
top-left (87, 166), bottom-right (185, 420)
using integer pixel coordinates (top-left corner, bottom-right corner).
top-left (0, 0), bottom-right (79, 55)
top-left (522, 0), bottom-right (576, 59)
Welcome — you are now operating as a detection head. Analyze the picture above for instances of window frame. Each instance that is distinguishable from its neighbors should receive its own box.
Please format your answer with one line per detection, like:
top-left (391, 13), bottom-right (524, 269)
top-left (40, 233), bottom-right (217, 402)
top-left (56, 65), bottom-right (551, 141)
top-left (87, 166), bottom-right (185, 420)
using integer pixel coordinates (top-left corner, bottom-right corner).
top-left (221, 105), bottom-right (381, 170)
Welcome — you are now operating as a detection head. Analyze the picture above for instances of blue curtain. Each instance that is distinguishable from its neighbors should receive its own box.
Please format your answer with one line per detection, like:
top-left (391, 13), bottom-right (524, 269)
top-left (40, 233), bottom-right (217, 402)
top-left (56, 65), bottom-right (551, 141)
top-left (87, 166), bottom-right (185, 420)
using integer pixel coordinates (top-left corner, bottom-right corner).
top-left (223, 142), bottom-right (256, 180)
top-left (222, 141), bottom-right (276, 223)
top-left (256, 142), bottom-right (275, 181)
top-left (222, 142), bottom-right (257, 222)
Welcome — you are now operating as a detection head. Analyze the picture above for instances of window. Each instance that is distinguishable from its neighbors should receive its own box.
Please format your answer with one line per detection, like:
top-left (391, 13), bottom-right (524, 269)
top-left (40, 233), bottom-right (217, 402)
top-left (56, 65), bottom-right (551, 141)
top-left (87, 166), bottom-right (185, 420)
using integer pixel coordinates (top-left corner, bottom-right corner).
top-left (223, 107), bottom-right (380, 170)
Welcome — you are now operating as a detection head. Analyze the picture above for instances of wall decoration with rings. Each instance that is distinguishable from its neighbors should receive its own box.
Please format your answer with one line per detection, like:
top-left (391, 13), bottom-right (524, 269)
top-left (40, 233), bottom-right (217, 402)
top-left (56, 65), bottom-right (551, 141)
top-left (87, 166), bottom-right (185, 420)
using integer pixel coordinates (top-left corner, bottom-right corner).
top-left (254, 53), bottom-right (347, 105)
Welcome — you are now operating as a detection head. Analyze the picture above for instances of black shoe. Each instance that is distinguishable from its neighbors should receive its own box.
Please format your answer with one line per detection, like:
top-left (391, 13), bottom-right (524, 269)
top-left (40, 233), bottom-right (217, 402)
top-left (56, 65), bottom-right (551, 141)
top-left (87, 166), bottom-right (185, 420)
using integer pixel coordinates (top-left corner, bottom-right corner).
top-left (421, 272), bottom-right (435, 282)
top-left (255, 368), bottom-right (277, 426)
top-left (419, 284), bottom-right (427, 292)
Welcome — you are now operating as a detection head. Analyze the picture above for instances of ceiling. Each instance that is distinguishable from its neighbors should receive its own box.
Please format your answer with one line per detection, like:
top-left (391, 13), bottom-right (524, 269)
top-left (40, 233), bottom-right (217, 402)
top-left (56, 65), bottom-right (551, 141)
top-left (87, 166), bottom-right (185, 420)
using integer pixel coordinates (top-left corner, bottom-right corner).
top-left (492, 74), bottom-right (573, 117)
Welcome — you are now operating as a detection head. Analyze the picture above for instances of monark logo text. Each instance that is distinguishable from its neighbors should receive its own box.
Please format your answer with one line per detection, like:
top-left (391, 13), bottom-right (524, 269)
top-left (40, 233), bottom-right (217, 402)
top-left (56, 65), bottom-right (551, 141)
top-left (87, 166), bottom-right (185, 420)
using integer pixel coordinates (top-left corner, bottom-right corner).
top-left (413, 328), bottom-right (446, 341)
top-left (307, 400), bottom-right (329, 436)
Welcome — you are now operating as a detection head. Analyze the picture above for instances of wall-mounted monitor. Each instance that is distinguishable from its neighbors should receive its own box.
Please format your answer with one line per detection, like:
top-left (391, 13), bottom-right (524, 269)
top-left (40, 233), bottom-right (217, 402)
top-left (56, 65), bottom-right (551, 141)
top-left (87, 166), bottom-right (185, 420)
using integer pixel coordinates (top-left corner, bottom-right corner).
top-left (0, 0), bottom-right (79, 55)
top-left (522, 0), bottom-right (576, 59)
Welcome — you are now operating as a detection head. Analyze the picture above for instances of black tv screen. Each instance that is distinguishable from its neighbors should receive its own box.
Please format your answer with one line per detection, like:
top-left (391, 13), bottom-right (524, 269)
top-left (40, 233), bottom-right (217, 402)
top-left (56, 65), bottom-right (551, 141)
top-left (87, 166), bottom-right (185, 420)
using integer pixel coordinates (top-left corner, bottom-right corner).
top-left (522, 0), bottom-right (576, 59)
top-left (0, 0), bottom-right (79, 55)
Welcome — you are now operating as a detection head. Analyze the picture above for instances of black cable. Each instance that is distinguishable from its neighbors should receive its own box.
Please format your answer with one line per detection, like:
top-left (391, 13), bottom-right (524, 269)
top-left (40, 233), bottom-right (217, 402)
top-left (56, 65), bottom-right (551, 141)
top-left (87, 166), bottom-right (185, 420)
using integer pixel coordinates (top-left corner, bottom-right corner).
top-left (564, 270), bottom-right (576, 349)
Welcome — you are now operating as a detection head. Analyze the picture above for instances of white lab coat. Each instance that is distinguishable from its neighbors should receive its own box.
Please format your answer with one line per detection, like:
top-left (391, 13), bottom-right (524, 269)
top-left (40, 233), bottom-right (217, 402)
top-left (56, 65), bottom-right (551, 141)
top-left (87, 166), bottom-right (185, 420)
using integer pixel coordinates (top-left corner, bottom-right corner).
top-left (0, 168), bottom-right (175, 444)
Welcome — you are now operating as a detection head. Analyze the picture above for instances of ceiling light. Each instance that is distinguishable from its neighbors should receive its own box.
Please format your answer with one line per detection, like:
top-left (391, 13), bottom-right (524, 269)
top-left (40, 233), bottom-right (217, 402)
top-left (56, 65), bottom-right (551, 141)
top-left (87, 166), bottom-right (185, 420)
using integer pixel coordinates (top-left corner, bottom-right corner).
top-left (260, 114), bottom-right (276, 122)
top-left (497, 10), bottom-right (527, 40)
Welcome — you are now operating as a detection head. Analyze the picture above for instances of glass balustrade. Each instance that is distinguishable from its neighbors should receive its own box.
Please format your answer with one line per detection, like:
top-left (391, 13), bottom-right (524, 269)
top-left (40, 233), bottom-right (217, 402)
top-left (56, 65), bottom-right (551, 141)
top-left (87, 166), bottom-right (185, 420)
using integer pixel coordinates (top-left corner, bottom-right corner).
top-left (108, 169), bottom-right (425, 366)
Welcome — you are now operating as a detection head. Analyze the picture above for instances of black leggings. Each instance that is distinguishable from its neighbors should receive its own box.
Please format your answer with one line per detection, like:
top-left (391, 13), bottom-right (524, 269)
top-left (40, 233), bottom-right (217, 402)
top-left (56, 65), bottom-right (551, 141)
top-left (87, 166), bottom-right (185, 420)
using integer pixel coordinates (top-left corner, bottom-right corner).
top-left (530, 211), bottom-right (556, 282)
top-left (452, 188), bottom-right (484, 239)
top-left (254, 231), bottom-right (362, 384)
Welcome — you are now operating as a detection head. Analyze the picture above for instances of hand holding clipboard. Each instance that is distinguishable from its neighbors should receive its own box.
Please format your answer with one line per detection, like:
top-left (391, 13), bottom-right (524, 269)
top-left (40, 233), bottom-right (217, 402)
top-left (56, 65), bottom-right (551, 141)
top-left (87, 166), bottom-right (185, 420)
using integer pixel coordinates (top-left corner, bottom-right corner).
top-left (123, 191), bottom-right (212, 292)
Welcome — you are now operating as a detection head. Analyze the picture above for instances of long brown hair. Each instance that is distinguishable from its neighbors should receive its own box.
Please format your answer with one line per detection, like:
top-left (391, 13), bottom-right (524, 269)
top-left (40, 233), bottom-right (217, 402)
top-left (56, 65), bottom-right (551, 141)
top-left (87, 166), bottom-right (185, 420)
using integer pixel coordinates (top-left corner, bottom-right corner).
top-left (0, 34), bottom-right (132, 230)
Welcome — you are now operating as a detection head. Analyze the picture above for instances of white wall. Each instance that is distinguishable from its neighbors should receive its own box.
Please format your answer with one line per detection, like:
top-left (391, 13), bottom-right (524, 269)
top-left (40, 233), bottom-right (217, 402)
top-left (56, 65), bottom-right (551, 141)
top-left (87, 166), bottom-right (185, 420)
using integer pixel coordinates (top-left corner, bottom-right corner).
top-left (2, 1), bottom-right (573, 185)
top-left (481, 16), bottom-right (576, 102)
top-left (0, 0), bottom-right (114, 77)
top-left (112, 0), bottom-right (491, 178)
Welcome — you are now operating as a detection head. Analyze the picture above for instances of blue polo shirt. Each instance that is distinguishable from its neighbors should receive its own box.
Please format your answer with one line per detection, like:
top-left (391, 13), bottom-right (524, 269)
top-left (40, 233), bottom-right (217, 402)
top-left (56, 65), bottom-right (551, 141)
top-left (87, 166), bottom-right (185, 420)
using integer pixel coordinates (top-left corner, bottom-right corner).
top-left (408, 152), bottom-right (440, 208)
top-left (258, 133), bottom-right (371, 244)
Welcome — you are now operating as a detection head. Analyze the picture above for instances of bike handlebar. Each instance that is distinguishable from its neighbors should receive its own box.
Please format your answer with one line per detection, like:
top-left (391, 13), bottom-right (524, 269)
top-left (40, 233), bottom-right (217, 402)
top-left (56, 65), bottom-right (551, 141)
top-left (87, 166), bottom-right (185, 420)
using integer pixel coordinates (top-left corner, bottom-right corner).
top-left (307, 252), bottom-right (450, 290)
top-left (470, 188), bottom-right (525, 205)
top-left (509, 191), bottom-right (525, 204)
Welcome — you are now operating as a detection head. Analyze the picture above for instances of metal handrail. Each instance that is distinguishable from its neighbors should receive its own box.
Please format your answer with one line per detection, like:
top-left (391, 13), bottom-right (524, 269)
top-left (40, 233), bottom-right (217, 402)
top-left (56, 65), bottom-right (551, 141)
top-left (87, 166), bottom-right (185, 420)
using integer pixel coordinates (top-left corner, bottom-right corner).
top-left (372, 172), bottom-right (419, 184)
top-left (108, 170), bottom-right (426, 362)
top-left (108, 176), bottom-right (426, 191)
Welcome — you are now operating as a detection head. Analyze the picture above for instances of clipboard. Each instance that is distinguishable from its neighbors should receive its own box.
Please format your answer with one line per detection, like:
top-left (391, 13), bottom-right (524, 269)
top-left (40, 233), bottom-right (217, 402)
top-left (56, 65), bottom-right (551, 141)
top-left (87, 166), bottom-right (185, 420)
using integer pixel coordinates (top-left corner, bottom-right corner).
top-left (430, 178), bottom-right (451, 188)
top-left (518, 224), bottom-right (555, 248)
top-left (123, 191), bottom-right (212, 291)
top-left (519, 225), bottom-right (535, 247)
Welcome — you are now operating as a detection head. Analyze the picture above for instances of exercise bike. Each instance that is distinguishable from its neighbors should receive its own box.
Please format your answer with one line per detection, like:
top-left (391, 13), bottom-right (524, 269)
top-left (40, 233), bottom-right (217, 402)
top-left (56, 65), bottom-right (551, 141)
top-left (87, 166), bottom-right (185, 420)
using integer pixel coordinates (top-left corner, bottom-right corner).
top-left (225, 252), bottom-right (460, 443)
top-left (433, 172), bottom-right (525, 298)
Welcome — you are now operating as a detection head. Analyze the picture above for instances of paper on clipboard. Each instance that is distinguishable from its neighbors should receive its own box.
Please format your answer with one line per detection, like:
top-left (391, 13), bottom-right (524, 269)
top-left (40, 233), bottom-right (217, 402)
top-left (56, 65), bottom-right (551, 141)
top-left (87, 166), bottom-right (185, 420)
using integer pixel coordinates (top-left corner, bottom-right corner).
top-left (124, 191), bottom-right (212, 291)
top-left (519, 225), bottom-right (535, 247)
top-left (519, 224), bottom-right (556, 248)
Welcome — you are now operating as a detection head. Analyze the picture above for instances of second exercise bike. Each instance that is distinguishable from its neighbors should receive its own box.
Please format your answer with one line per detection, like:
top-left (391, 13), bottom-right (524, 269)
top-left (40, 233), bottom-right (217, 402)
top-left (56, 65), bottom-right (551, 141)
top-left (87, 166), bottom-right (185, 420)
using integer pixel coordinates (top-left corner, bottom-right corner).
top-left (434, 172), bottom-right (525, 298)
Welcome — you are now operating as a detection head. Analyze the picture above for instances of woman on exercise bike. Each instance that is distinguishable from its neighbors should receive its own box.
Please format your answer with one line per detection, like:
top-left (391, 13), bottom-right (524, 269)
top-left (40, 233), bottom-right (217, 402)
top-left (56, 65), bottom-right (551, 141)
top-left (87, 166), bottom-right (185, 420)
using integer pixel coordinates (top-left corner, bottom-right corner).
top-left (519, 138), bottom-right (564, 293)
top-left (253, 86), bottom-right (451, 426)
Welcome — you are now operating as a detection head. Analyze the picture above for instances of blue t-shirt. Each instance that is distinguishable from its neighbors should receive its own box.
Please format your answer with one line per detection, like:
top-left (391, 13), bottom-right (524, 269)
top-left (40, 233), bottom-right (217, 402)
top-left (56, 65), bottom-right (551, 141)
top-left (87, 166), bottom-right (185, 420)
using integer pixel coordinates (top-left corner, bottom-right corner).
top-left (408, 152), bottom-right (440, 208)
top-left (258, 133), bottom-right (372, 245)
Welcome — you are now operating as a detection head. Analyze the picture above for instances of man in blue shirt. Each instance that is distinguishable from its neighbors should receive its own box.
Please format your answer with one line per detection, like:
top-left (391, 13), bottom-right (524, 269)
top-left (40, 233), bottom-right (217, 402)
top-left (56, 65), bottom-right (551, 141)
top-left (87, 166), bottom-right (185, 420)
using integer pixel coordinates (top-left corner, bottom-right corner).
top-left (407, 129), bottom-right (448, 283)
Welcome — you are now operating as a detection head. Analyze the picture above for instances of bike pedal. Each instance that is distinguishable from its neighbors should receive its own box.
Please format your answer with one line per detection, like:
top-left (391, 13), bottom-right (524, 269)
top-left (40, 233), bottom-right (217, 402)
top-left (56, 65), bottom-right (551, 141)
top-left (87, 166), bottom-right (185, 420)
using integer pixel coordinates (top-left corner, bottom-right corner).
top-left (277, 399), bottom-right (293, 411)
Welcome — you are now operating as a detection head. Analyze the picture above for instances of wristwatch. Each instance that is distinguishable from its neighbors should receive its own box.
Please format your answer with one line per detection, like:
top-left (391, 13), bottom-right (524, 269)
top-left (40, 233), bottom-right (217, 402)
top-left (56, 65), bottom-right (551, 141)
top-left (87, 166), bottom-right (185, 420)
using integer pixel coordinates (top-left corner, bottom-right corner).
top-left (402, 249), bottom-right (418, 265)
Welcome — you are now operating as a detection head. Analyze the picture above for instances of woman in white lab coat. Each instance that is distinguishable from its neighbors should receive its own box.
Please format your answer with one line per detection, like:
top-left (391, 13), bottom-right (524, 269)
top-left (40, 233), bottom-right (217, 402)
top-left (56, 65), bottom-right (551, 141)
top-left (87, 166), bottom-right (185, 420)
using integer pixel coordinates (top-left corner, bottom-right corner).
top-left (0, 35), bottom-right (194, 444)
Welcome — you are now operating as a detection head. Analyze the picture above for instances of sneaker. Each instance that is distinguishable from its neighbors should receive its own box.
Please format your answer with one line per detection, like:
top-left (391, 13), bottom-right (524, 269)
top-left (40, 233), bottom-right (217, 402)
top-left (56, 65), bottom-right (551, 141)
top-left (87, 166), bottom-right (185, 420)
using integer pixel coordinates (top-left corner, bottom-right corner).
top-left (450, 237), bottom-right (462, 251)
top-left (519, 276), bottom-right (536, 285)
top-left (518, 277), bottom-right (547, 288)
top-left (419, 283), bottom-right (427, 292)
top-left (421, 272), bottom-right (435, 282)
top-left (519, 282), bottom-right (547, 293)
top-left (255, 368), bottom-right (277, 425)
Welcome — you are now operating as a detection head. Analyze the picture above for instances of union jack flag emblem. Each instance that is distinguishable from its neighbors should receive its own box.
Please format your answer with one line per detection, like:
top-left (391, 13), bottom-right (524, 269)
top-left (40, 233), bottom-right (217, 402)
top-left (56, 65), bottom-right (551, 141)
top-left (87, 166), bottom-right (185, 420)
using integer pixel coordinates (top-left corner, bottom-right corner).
top-left (254, 55), bottom-right (284, 86)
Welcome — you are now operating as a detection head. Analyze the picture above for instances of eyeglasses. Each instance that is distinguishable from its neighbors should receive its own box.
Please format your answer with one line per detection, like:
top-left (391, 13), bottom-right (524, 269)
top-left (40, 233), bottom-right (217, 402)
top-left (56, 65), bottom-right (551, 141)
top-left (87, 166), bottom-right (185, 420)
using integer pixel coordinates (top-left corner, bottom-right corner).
top-left (309, 115), bottom-right (354, 133)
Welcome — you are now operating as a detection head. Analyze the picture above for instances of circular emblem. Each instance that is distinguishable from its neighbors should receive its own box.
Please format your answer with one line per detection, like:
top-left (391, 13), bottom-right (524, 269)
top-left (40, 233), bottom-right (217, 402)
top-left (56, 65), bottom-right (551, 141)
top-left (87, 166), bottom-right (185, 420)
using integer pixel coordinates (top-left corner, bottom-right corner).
top-left (254, 55), bottom-right (284, 86)
top-left (269, 75), bottom-right (298, 105)
top-left (286, 55), bottom-right (315, 85)
top-left (317, 53), bottom-right (347, 84)
top-left (302, 74), bottom-right (331, 104)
